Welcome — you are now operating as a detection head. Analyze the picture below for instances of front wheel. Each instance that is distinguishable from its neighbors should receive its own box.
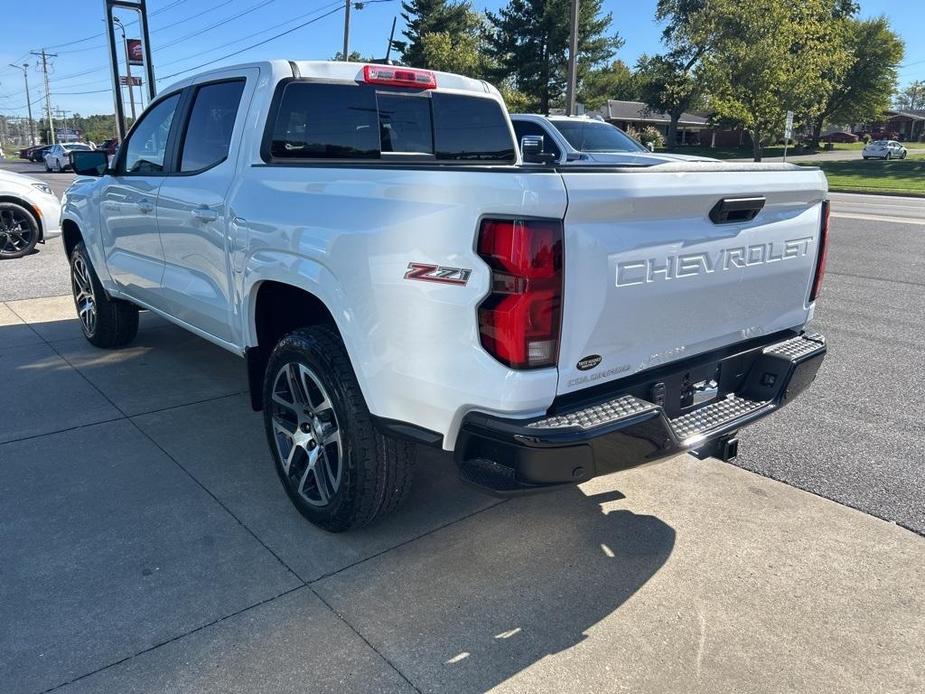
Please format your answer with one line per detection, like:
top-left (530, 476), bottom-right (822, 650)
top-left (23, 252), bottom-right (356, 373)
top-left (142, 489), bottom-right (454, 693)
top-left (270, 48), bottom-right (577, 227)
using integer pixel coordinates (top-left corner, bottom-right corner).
top-left (0, 201), bottom-right (39, 259)
top-left (263, 326), bottom-right (415, 532)
top-left (69, 241), bottom-right (139, 347)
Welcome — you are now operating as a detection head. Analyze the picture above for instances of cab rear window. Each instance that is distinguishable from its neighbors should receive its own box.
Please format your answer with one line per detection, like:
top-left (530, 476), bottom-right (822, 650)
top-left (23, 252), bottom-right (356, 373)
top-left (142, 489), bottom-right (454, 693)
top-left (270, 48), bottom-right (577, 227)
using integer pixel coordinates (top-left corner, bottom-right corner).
top-left (265, 81), bottom-right (515, 163)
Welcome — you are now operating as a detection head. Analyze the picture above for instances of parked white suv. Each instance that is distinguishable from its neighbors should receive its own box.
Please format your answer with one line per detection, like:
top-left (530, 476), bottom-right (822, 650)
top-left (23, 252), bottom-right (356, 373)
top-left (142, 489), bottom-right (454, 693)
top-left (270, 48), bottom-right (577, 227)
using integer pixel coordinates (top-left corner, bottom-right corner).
top-left (61, 61), bottom-right (829, 531)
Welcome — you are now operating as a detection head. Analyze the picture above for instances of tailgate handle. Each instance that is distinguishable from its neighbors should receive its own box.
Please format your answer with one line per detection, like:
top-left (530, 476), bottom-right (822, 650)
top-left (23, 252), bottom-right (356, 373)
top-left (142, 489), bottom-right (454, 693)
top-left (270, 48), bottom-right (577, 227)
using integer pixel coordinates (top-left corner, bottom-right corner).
top-left (709, 196), bottom-right (765, 224)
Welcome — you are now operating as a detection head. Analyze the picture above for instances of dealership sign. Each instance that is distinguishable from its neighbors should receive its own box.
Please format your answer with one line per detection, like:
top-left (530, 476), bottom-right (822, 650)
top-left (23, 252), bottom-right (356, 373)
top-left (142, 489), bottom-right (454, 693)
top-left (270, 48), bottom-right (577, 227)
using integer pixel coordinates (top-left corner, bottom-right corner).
top-left (126, 38), bottom-right (143, 66)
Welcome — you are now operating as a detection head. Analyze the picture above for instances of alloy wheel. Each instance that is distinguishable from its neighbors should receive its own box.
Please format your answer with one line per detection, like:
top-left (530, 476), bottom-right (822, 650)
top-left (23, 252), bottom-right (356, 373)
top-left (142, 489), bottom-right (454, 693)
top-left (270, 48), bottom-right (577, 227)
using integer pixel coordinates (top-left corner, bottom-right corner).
top-left (270, 362), bottom-right (343, 507)
top-left (71, 254), bottom-right (97, 336)
top-left (0, 208), bottom-right (36, 257)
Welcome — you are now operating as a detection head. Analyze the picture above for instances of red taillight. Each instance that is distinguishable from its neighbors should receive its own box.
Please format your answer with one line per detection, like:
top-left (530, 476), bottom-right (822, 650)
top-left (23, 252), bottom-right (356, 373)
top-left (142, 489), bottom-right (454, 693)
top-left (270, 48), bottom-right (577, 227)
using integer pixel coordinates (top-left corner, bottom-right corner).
top-left (477, 218), bottom-right (563, 369)
top-left (362, 64), bottom-right (436, 89)
top-left (810, 200), bottom-right (830, 302)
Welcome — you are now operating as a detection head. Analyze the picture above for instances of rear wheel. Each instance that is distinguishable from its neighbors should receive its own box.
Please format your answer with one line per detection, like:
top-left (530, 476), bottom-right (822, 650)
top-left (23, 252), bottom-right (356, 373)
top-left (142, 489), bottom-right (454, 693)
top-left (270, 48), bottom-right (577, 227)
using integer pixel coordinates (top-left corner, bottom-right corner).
top-left (69, 242), bottom-right (139, 347)
top-left (0, 201), bottom-right (39, 259)
top-left (263, 326), bottom-right (415, 532)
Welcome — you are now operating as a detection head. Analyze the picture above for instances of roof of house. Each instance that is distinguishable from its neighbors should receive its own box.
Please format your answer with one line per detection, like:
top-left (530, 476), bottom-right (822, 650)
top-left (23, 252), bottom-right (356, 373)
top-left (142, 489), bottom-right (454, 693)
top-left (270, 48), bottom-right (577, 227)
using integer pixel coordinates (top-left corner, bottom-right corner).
top-left (604, 100), bottom-right (710, 127)
top-left (886, 109), bottom-right (925, 121)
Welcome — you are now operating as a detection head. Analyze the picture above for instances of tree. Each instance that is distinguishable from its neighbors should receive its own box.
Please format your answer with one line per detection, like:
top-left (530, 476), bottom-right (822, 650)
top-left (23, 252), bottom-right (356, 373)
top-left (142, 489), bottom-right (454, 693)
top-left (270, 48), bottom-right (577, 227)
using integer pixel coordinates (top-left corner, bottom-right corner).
top-left (579, 60), bottom-right (637, 111)
top-left (895, 81), bottom-right (925, 111)
top-left (420, 10), bottom-right (492, 79)
top-left (487, 0), bottom-right (621, 114)
top-left (697, 0), bottom-right (851, 160)
top-left (809, 17), bottom-right (903, 142)
top-left (394, 0), bottom-right (473, 68)
top-left (635, 54), bottom-right (701, 149)
top-left (331, 50), bottom-right (373, 62)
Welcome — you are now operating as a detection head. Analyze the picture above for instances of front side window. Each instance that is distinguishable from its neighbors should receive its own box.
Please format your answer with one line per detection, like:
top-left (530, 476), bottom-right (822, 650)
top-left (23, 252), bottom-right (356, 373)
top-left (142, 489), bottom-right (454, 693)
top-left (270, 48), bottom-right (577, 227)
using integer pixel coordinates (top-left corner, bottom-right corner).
top-left (266, 82), bottom-right (516, 163)
top-left (552, 121), bottom-right (646, 153)
top-left (122, 93), bottom-right (180, 174)
top-left (180, 80), bottom-right (245, 172)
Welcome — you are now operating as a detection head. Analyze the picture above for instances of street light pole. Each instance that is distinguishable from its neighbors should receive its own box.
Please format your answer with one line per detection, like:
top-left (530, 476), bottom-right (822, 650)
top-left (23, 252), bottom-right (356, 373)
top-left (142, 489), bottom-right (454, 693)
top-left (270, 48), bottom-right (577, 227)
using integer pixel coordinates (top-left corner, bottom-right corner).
top-left (8, 63), bottom-right (36, 145)
top-left (565, 0), bottom-right (579, 116)
top-left (113, 17), bottom-right (136, 121)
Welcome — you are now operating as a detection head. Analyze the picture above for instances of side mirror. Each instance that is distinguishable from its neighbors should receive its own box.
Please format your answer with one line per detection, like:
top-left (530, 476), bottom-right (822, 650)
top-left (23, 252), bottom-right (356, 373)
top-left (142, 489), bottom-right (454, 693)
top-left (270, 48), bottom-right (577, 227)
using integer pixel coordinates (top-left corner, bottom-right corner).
top-left (520, 135), bottom-right (558, 164)
top-left (70, 150), bottom-right (109, 177)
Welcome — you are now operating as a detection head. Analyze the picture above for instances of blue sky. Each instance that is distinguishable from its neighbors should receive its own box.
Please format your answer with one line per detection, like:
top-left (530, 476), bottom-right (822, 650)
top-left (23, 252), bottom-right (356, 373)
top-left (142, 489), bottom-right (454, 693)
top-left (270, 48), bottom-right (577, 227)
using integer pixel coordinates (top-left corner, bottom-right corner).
top-left (0, 0), bottom-right (922, 117)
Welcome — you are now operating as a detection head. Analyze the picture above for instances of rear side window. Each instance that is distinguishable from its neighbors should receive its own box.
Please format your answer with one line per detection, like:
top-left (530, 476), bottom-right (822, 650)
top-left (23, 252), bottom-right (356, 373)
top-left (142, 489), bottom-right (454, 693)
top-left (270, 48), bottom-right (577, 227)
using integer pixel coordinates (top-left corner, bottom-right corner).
top-left (180, 80), bottom-right (245, 172)
top-left (265, 82), bottom-right (515, 163)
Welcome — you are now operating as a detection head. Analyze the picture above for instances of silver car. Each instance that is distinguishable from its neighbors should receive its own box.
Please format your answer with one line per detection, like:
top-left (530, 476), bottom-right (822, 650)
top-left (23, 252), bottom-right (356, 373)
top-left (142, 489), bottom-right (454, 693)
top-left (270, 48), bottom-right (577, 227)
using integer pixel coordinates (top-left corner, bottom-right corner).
top-left (862, 139), bottom-right (907, 160)
top-left (510, 114), bottom-right (717, 165)
top-left (44, 143), bottom-right (93, 172)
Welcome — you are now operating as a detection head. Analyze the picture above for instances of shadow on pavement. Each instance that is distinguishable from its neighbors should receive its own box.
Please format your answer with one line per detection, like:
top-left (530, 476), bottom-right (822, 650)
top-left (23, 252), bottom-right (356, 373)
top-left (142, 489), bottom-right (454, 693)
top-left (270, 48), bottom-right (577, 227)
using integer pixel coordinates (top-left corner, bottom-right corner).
top-left (314, 483), bottom-right (676, 693)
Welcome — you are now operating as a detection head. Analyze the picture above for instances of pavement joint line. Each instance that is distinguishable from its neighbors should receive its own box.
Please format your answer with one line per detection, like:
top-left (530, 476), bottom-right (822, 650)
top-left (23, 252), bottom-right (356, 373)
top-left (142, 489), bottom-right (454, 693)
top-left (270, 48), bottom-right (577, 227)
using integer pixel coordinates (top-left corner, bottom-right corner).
top-left (0, 392), bottom-right (249, 449)
top-left (308, 497), bottom-right (509, 585)
top-left (308, 584), bottom-right (424, 694)
top-left (1, 300), bottom-right (47, 343)
top-left (722, 459), bottom-right (924, 538)
top-left (37, 584), bottom-right (307, 694)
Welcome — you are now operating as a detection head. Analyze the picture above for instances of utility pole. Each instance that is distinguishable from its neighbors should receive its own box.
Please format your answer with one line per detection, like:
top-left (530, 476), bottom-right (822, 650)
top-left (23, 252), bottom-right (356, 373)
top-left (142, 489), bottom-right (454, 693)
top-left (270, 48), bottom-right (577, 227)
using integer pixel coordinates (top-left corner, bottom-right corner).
top-left (112, 17), bottom-right (136, 121)
top-left (31, 49), bottom-right (57, 144)
top-left (565, 0), bottom-right (579, 116)
top-left (342, 0), bottom-right (351, 60)
top-left (8, 64), bottom-right (36, 145)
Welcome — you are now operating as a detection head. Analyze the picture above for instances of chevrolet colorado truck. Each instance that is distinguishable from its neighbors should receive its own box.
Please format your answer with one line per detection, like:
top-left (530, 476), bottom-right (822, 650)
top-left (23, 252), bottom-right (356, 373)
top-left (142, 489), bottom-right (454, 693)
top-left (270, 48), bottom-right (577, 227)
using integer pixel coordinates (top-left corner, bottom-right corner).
top-left (61, 61), bottom-right (828, 531)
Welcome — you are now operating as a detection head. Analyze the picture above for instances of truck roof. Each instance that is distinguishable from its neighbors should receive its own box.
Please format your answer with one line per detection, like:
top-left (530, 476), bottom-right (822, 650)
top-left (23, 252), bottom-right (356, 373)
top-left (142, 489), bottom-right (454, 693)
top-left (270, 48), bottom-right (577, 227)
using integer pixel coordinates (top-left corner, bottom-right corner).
top-left (159, 60), bottom-right (498, 100)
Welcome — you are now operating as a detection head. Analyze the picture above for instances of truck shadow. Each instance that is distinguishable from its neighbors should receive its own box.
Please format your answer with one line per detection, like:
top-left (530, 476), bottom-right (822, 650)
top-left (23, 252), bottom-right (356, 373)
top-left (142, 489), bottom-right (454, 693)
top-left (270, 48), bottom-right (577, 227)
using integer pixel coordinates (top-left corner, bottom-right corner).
top-left (315, 469), bottom-right (677, 693)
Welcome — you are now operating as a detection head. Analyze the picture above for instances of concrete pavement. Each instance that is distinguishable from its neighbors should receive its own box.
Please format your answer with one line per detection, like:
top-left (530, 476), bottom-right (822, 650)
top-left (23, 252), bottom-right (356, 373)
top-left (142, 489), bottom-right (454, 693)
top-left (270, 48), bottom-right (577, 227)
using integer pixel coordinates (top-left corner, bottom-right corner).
top-left (1, 291), bottom-right (923, 693)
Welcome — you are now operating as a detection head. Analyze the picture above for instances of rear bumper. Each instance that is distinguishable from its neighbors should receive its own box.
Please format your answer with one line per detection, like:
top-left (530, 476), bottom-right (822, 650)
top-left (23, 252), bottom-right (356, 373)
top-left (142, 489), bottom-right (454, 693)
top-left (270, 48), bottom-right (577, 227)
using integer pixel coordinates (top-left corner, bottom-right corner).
top-left (455, 330), bottom-right (826, 495)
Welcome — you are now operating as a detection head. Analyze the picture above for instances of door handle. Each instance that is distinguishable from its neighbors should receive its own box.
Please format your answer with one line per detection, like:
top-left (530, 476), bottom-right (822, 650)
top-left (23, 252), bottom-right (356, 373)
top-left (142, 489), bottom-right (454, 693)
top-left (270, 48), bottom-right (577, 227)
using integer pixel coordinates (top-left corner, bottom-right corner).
top-left (191, 206), bottom-right (219, 223)
top-left (709, 196), bottom-right (766, 224)
top-left (137, 199), bottom-right (154, 214)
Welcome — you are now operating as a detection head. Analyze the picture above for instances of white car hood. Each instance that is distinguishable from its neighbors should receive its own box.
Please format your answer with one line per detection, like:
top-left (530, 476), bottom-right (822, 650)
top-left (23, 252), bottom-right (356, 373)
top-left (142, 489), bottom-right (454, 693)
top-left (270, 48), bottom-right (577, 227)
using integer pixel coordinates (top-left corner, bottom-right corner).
top-left (0, 168), bottom-right (44, 189)
top-left (581, 151), bottom-right (718, 165)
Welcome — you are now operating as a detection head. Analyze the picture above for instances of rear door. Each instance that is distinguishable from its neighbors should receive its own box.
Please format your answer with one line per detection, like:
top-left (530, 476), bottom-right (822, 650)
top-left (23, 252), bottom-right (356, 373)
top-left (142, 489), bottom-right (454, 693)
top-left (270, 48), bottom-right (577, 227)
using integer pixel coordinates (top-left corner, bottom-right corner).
top-left (99, 92), bottom-right (182, 305)
top-left (556, 166), bottom-right (827, 395)
top-left (154, 71), bottom-right (253, 343)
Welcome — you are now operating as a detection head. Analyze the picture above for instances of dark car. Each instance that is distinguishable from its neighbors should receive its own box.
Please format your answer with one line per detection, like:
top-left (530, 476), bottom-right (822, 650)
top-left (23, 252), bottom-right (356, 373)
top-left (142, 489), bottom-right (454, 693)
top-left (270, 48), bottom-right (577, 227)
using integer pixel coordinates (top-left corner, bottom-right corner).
top-left (29, 145), bottom-right (53, 162)
top-left (19, 145), bottom-right (40, 159)
top-left (824, 132), bottom-right (859, 143)
top-left (99, 138), bottom-right (120, 156)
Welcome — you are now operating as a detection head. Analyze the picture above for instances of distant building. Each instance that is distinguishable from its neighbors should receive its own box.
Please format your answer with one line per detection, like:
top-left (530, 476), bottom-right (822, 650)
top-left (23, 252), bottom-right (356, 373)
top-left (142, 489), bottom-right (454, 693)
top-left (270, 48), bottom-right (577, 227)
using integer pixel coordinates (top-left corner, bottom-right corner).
top-left (597, 100), bottom-right (712, 145)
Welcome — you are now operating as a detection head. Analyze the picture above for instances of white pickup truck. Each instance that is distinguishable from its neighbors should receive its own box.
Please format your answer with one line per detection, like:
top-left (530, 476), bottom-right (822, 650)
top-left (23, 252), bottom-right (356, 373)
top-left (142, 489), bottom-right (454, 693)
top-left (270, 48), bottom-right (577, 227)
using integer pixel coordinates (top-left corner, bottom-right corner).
top-left (62, 61), bottom-right (828, 531)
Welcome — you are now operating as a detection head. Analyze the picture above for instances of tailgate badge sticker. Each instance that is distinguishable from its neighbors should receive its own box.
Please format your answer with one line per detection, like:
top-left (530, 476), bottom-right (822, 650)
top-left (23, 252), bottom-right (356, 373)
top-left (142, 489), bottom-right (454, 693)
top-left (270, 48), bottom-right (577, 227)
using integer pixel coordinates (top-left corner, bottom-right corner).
top-left (577, 355), bottom-right (603, 371)
top-left (404, 262), bottom-right (471, 286)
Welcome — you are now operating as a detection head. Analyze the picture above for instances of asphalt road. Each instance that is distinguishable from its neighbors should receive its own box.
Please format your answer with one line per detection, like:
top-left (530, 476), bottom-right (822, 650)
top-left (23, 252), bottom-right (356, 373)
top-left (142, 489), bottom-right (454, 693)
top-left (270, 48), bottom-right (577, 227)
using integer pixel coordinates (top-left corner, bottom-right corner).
top-left (2, 160), bottom-right (923, 534)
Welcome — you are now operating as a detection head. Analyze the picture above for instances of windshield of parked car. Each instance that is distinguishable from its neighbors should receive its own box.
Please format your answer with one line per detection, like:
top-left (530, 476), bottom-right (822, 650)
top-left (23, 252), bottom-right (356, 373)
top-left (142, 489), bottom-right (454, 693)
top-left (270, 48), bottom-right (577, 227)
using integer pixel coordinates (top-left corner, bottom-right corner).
top-left (551, 121), bottom-right (646, 152)
top-left (63, 144), bottom-right (91, 151)
top-left (870, 140), bottom-right (888, 146)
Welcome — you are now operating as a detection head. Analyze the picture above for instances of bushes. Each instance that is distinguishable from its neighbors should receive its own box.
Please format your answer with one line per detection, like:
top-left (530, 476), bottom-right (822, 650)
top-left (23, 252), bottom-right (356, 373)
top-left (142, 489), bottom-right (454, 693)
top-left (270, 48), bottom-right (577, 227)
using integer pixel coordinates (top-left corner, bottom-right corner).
top-left (626, 125), bottom-right (666, 149)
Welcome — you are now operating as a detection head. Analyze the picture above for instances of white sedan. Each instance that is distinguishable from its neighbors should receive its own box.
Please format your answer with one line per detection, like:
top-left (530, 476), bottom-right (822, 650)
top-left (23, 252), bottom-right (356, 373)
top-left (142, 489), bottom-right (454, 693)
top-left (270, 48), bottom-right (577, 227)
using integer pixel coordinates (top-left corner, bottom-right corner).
top-left (862, 140), bottom-right (907, 160)
top-left (0, 168), bottom-right (62, 258)
top-left (44, 143), bottom-right (93, 172)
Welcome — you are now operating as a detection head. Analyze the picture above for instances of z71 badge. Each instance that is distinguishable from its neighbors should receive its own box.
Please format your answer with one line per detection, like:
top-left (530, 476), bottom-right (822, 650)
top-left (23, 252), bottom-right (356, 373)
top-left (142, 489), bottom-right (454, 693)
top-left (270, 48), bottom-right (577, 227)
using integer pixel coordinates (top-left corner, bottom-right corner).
top-left (404, 262), bottom-right (472, 286)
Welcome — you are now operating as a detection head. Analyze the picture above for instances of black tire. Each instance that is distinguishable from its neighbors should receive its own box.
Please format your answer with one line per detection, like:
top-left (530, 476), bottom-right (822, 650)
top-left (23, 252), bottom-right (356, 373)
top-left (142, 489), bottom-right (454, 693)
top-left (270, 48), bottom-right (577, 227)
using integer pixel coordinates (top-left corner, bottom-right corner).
top-left (69, 241), bottom-right (139, 348)
top-left (263, 326), bottom-right (415, 532)
top-left (0, 201), bottom-right (40, 259)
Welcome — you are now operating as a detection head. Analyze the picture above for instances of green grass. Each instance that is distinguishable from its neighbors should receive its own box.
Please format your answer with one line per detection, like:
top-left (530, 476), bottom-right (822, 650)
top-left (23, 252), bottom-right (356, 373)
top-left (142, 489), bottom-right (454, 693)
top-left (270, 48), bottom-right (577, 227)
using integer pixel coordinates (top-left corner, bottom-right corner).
top-left (799, 154), bottom-right (925, 196)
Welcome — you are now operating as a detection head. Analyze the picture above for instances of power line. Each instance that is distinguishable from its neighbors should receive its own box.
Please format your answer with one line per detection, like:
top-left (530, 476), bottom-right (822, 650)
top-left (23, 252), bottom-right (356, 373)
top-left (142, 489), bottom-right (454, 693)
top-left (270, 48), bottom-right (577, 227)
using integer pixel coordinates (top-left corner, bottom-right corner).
top-left (157, 4), bottom-right (346, 82)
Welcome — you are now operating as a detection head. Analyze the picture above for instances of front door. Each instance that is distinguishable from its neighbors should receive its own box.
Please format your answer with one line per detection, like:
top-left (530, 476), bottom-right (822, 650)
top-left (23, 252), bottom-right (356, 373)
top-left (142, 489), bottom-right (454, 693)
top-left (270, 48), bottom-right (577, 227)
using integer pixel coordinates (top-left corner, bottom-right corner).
top-left (154, 74), bottom-right (251, 344)
top-left (99, 92), bottom-right (181, 305)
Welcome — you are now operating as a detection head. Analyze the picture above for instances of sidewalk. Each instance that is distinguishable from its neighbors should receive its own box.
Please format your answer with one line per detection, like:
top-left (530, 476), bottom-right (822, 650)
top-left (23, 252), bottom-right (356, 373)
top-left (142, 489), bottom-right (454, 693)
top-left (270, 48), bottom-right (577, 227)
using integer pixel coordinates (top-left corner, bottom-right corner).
top-left (2, 297), bottom-right (923, 693)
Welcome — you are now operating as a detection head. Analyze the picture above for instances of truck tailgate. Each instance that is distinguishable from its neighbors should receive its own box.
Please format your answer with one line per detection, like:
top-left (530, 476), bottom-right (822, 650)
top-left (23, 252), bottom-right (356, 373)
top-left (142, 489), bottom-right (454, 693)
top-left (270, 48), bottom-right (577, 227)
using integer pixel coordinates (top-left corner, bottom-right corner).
top-left (557, 163), bottom-right (827, 395)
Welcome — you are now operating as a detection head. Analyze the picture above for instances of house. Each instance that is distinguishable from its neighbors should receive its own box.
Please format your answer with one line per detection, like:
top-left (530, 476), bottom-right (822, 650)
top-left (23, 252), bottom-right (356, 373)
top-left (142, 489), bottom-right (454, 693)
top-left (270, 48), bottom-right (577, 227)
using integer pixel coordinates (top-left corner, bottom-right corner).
top-left (597, 100), bottom-right (712, 145)
top-left (884, 110), bottom-right (925, 141)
